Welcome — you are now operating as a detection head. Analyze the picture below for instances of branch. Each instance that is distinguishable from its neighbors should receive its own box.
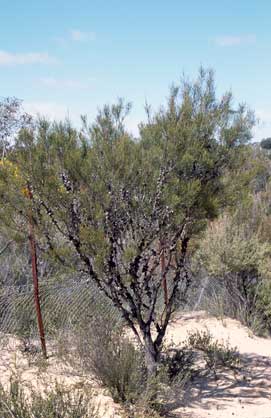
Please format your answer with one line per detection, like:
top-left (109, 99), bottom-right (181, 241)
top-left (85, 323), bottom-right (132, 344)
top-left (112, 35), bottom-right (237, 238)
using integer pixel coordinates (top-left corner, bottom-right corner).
top-left (0, 240), bottom-right (12, 256)
top-left (154, 237), bottom-right (190, 349)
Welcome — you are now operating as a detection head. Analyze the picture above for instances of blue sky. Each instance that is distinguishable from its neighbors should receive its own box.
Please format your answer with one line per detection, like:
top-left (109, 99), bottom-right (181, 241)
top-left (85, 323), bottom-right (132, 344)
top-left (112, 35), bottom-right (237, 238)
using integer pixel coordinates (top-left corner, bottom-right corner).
top-left (1, 0), bottom-right (270, 139)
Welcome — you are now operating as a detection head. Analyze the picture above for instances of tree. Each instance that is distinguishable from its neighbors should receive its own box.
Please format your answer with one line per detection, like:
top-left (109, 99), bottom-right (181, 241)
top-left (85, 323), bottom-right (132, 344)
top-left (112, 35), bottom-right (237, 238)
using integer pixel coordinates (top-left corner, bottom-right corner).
top-left (0, 69), bottom-right (255, 376)
top-left (0, 97), bottom-right (31, 159)
top-left (260, 137), bottom-right (271, 150)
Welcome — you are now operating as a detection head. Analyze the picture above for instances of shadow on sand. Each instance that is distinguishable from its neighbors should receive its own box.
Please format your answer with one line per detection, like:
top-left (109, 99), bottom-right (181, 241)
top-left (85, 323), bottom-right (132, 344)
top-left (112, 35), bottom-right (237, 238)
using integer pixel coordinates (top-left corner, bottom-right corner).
top-left (164, 352), bottom-right (271, 417)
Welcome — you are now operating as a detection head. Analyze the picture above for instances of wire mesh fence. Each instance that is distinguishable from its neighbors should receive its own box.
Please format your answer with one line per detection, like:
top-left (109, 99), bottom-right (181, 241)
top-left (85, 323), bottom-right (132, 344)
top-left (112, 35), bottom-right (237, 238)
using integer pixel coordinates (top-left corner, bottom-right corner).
top-left (0, 243), bottom-right (208, 345)
top-left (0, 278), bottom-right (123, 339)
top-left (0, 278), bottom-right (197, 341)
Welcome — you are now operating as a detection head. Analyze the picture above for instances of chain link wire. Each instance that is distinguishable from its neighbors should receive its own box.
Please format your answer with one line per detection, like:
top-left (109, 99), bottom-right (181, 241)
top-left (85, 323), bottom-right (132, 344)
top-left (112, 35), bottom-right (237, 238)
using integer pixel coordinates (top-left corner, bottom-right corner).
top-left (0, 279), bottom-right (123, 338)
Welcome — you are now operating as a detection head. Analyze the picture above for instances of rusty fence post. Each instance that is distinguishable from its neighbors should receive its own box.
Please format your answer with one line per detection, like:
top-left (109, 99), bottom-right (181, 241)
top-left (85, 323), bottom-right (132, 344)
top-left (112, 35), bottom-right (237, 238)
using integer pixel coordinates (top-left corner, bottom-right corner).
top-left (27, 184), bottom-right (47, 358)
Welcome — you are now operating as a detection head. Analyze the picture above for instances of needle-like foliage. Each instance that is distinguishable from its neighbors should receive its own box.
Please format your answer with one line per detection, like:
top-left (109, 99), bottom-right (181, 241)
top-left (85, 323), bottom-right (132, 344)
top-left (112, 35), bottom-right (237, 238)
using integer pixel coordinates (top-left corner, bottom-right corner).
top-left (0, 69), bottom-right (255, 375)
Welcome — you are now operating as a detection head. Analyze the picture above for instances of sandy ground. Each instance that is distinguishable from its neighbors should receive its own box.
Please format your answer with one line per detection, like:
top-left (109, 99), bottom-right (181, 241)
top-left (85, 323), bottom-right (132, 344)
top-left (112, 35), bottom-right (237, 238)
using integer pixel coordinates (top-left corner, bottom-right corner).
top-left (0, 311), bottom-right (271, 418)
top-left (166, 311), bottom-right (271, 418)
top-left (0, 334), bottom-right (121, 418)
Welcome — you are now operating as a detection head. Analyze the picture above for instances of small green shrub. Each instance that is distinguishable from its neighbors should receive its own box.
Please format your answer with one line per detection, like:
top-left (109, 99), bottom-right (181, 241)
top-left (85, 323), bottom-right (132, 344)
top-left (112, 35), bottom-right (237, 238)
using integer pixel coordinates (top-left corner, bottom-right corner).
top-left (255, 280), bottom-right (271, 335)
top-left (193, 207), bottom-right (271, 336)
top-left (69, 318), bottom-right (147, 404)
top-left (161, 347), bottom-right (195, 381)
top-left (61, 318), bottom-right (193, 409)
top-left (0, 379), bottom-right (97, 418)
top-left (185, 330), bottom-right (240, 372)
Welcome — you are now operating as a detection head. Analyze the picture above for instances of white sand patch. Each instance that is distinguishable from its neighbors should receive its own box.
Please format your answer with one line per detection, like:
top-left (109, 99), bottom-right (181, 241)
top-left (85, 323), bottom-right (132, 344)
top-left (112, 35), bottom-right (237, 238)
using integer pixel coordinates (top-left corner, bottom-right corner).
top-left (0, 311), bottom-right (271, 418)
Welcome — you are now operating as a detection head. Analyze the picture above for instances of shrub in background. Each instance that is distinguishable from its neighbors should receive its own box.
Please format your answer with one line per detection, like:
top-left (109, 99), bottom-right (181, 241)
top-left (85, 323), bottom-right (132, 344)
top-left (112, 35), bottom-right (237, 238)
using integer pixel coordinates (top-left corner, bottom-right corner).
top-left (193, 207), bottom-right (271, 333)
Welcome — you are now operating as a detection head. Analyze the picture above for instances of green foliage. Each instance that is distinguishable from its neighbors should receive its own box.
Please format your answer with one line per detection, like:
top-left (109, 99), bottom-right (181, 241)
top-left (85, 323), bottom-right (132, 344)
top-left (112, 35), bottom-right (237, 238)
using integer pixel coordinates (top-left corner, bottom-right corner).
top-left (1, 69), bottom-right (255, 268)
top-left (194, 213), bottom-right (271, 279)
top-left (186, 330), bottom-right (240, 371)
top-left (65, 318), bottom-right (147, 404)
top-left (193, 178), bottom-right (271, 333)
top-left (221, 145), bottom-right (271, 208)
top-left (0, 68), bottom-right (256, 374)
top-left (59, 316), bottom-right (193, 408)
top-left (140, 69), bottom-right (254, 234)
top-left (0, 379), bottom-right (97, 418)
top-left (260, 137), bottom-right (271, 150)
top-left (161, 347), bottom-right (194, 381)
top-left (255, 280), bottom-right (271, 335)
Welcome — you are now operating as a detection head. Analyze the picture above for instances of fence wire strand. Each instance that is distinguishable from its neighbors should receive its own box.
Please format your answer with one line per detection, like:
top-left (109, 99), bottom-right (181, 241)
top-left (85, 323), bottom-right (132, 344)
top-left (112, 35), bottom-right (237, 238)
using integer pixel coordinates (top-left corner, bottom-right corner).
top-left (0, 279), bottom-right (122, 337)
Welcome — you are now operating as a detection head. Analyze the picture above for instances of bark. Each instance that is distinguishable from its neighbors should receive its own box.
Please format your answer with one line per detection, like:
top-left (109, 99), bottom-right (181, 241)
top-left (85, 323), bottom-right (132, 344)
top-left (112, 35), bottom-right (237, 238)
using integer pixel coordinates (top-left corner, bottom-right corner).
top-left (143, 332), bottom-right (160, 378)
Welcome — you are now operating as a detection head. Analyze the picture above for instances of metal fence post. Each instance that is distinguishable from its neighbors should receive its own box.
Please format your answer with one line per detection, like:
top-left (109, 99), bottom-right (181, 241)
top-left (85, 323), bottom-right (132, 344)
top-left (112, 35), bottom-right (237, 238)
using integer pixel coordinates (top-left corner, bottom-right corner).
top-left (27, 184), bottom-right (47, 358)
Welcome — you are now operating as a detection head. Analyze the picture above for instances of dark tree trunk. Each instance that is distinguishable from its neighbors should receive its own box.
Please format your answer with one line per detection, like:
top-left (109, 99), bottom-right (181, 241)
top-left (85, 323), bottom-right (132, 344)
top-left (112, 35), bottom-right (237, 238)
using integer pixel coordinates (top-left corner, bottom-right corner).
top-left (143, 333), bottom-right (160, 378)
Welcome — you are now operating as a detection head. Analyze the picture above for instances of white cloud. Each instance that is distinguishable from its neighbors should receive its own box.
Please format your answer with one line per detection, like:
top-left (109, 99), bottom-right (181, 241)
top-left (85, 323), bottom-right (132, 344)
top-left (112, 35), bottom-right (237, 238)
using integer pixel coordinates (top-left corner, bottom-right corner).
top-left (40, 77), bottom-right (94, 89)
top-left (0, 51), bottom-right (56, 66)
top-left (70, 29), bottom-right (96, 42)
top-left (214, 35), bottom-right (256, 47)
